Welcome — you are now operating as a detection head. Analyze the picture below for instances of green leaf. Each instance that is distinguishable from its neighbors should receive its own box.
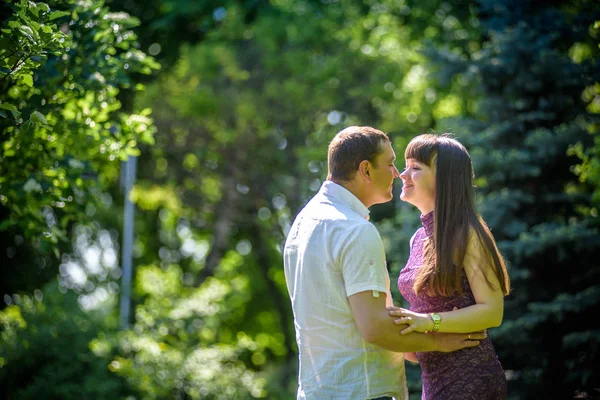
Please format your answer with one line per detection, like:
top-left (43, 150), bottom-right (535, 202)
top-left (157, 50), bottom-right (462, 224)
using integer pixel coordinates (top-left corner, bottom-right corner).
top-left (0, 219), bottom-right (13, 231)
top-left (29, 3), bottom-right (40, 18)
top-left (93, 30), bottom-right (106, 42)
top-left (21, 74), bottom-right (33, 87)
top-left (0, 110), bottom-right (7, 118)
top-left (35, 2), bottom-right (51, 16)
top-left (18, 26), bottom-right (36, 44)
top-left (30, 111), bottom-right (48, 126)
top-left (0, 103), bottom-right (18, 112)
top-left (48, 11), bottom-right (70, 21)
top-left (125, 147), bottom-right (141, 156)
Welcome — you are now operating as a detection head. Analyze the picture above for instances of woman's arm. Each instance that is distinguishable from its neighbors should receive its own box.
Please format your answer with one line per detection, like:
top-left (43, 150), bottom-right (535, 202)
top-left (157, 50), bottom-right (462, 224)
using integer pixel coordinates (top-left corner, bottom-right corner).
top-left (389, 237), bottom-right (505, 334)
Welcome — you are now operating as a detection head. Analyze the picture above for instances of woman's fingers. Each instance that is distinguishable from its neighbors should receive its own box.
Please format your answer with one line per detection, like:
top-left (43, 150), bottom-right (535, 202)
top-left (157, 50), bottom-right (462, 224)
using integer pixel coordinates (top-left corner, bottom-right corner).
top-left (401, 325), bottom-right (415, 335)
top-left (467, 331), bottom-right (487, 340)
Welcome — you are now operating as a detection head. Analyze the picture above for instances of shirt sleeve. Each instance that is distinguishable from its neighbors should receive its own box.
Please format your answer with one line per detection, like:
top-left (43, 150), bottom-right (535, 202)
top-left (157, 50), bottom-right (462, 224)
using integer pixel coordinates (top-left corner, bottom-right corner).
top-left (339, 223), bottom-right (390, 297)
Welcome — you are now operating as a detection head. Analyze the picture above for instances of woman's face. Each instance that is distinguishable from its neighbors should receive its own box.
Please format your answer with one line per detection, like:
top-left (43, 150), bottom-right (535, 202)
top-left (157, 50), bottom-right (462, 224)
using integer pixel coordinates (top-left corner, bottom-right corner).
top-left (400, 157), bottom-right (436, 214)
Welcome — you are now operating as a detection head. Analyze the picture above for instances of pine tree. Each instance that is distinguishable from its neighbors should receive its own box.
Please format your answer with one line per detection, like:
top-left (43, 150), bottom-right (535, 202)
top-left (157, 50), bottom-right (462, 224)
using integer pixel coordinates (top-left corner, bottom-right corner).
top-left (427, 0), bottom-right (600, 397)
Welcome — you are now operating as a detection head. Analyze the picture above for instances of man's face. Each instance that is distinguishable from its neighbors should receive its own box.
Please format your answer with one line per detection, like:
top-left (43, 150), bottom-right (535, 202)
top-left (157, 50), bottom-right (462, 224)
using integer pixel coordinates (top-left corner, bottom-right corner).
top-left (369, 142), bottom-right (400, 204)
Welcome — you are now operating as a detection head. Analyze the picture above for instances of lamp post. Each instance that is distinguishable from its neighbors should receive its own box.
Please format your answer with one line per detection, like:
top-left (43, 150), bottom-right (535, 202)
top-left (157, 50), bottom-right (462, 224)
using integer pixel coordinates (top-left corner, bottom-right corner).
top-left (120, 155), bottom-right (137, 329)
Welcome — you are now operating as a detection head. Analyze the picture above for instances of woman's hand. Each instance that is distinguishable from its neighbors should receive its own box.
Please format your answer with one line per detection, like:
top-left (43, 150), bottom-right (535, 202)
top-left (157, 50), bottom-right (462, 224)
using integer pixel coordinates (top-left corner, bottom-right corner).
top-left (387, 307), bottom-right (434, 335)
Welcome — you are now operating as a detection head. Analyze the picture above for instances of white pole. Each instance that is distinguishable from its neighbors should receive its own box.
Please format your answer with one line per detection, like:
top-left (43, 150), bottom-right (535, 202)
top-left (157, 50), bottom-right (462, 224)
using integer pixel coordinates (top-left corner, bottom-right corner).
top-left (120, 155), bottom-right (137, 329)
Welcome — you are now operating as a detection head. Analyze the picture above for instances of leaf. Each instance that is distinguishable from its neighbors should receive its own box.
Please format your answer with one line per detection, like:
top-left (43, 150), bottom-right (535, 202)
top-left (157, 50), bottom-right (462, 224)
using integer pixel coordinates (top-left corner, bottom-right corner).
top-left (0, 103), bottom-right (18, 112)
top-left (48, 11), bottom-right (70, 21)
top-left (0, 110), bottom-right (7, 118)
top-left (0, 219), bottom-right (13, 231)
top-left (29, 4), bottom-right (40, 18)
top-left (125, 147), bottom-right (141, 156)
top-left (35, 2), bottom-right (51, 16)
top-left (21, 74), bottom-right (34, 87)
top-left (18, 26), bottom-right (36, 44)
top-left (30, 111), bottom-right (48, 126)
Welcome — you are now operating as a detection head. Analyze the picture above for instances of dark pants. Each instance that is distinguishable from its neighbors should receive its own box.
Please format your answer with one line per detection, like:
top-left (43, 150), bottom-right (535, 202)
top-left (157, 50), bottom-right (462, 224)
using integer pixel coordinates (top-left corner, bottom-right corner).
top-left (371, 397), bottom-right (394, 400)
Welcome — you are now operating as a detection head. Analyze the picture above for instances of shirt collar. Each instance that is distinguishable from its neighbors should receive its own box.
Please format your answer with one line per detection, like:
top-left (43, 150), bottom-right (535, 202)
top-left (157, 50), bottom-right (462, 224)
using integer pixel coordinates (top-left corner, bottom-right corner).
top-left (320, 180), bottom-right (370, 220)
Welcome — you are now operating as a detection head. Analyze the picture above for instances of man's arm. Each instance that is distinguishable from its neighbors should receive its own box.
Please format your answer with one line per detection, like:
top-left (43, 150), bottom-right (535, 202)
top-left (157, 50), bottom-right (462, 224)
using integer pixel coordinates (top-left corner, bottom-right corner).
top-left (348, 291), bottom-right (485, 353)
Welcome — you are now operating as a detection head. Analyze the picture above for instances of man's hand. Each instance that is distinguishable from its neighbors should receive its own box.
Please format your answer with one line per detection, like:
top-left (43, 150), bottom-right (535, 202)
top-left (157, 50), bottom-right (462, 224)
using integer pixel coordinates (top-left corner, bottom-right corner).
top-left (432, 330), bottom-right (487, 352)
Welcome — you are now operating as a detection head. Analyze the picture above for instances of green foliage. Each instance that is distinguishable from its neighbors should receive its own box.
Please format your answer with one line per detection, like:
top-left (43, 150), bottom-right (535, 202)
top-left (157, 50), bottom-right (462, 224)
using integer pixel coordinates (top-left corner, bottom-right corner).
top-left (104, 0), bottom-right (267, 66)
top-left (99, 264), bottom-right (268, 399)
top-left (0, 282), bottom-right (128, 399)
top-left (0, 0), bottom-right (159, 397)
top-left (0, 0), bottom-right (158, 246)
top-left (569, 20), bottom-right (600, 206)
top-left (2, 0), bottom-right (600, 399)
top-left (0, 0), bottom-right (158, 302)
top-left (423, 0), bottom-right (600, 397)
top-left (0, 0), bottom-right (66, 90)
top-left (124, 3), bottom-right (479, 396)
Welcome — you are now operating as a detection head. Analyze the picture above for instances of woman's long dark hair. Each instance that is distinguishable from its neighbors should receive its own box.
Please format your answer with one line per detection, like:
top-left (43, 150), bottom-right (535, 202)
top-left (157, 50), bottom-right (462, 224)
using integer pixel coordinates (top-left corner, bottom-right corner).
top-left (405, 134), bottom-right (510, 296)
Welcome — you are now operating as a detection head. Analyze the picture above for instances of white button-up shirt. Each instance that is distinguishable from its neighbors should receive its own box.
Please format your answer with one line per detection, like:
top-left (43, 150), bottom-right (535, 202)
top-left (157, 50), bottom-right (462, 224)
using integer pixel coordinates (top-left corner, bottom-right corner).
top-left (284, 181), bottom-right (407, 400)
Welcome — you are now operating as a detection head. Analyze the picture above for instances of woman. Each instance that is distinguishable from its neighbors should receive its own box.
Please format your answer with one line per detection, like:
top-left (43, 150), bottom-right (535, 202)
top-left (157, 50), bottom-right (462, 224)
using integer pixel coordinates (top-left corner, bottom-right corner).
top-left (391, 133), bottom-right (510, 399)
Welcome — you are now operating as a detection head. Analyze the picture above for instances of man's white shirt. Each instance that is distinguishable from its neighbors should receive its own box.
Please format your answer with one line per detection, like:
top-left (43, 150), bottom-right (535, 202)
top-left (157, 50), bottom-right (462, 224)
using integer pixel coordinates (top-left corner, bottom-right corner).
top-left (283, 181), bottom-right (407, 400)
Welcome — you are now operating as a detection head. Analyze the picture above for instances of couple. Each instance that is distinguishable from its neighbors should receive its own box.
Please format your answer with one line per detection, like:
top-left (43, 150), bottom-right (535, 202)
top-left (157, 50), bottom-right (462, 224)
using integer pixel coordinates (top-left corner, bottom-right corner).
top-left (283, 126), bottom-right (510, 400)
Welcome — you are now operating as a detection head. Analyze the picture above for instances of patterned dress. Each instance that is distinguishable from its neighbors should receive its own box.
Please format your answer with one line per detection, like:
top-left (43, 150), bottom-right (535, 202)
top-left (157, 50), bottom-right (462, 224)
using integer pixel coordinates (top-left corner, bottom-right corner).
top-left (397, 211), bottom-right (507, 400)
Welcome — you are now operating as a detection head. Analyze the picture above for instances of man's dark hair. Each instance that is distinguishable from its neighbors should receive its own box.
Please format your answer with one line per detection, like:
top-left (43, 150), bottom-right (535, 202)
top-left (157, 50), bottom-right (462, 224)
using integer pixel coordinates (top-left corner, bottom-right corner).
top-left (327, 126), bottom-right (390, 182)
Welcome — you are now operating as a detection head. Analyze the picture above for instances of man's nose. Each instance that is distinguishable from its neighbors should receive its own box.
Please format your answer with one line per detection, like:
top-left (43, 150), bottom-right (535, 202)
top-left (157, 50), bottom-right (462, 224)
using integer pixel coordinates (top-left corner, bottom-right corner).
top-left (393, 166), bottom-right (401, 178)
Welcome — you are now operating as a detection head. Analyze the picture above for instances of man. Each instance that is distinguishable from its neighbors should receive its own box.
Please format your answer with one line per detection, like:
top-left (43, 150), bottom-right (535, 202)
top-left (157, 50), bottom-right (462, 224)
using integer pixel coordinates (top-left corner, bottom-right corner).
top-left (283, 126), bottom-right (485, 400)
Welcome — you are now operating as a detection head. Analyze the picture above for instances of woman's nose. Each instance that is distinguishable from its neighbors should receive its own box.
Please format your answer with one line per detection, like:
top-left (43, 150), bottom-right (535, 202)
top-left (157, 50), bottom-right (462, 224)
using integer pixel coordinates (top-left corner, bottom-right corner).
top-left (400, 169), bottom-right (408, 179)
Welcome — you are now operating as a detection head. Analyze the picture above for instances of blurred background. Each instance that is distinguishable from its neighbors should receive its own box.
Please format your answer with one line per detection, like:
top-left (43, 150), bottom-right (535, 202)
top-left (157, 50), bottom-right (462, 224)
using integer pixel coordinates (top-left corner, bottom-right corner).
top-left (1, 0), bottom-right (599, 398)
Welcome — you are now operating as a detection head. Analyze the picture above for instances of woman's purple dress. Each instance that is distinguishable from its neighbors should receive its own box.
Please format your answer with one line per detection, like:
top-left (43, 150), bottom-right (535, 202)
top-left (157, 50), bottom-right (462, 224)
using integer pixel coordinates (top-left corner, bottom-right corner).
top-left (397, 212), bottom-right (507, 400)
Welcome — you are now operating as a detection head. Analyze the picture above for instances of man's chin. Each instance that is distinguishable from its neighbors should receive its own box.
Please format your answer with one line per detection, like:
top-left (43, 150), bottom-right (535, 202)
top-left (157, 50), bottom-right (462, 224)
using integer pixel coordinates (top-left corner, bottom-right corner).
top-left (372, 195), bottom-right (394, 206)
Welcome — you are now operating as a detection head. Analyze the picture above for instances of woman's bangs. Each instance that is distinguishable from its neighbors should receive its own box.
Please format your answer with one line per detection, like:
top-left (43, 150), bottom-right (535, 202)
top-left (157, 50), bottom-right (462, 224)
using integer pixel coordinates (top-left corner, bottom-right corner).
top-left (405, 137), bottom-right (436, 166)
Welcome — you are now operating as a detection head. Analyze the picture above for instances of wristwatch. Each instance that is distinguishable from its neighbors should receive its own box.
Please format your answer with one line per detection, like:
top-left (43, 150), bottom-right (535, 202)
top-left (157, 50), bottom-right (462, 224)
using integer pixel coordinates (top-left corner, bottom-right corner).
top-left (429, 313), bottom-right (441, 332)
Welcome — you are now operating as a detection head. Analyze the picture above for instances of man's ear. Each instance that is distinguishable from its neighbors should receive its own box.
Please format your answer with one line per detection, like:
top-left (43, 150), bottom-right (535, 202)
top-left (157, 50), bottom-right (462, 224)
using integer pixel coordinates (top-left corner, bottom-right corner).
top-left (358, 160), bottom-right (371, 181)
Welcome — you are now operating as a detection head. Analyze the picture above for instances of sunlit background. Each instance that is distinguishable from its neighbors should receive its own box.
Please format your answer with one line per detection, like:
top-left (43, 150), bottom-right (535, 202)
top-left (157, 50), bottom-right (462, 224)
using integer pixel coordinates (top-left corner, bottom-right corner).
top-left (1, 0), bottom-right (599, 399)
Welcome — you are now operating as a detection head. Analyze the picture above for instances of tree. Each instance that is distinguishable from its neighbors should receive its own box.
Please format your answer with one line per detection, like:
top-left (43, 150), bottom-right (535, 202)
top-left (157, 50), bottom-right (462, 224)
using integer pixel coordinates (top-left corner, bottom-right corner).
top-left (424, 0), bottom-right (600, 397)
top-left (0, 282), bottom-right (131, 399)
top-left (0, 0), bottom-right (158, 397)
top-left (109, 0), bottom-right (482, 396)
top-left (0, 0), bottom-right (158, 299)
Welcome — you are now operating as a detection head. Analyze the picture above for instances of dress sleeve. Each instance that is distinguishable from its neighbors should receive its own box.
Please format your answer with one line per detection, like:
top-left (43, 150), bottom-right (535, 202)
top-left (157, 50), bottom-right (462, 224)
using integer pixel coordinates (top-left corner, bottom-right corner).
top-left (339, 223), bottom-right (390, 298)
